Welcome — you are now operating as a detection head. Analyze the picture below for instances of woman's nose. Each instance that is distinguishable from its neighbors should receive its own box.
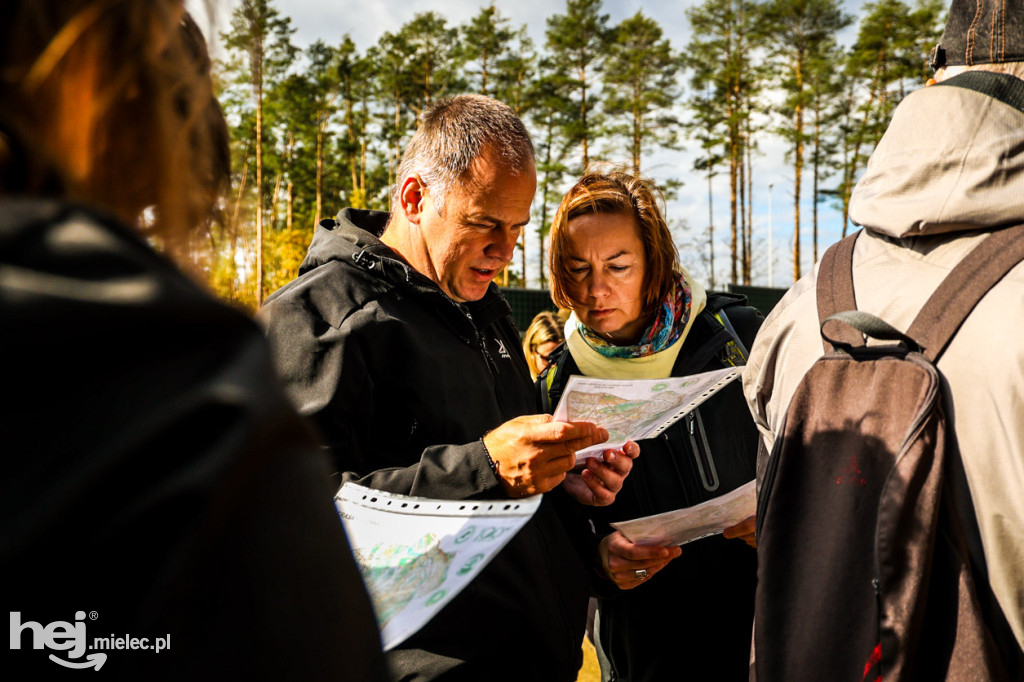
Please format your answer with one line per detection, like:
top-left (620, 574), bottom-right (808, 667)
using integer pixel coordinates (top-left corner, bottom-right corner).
top-left (588, 271), bottom-right (611, 298)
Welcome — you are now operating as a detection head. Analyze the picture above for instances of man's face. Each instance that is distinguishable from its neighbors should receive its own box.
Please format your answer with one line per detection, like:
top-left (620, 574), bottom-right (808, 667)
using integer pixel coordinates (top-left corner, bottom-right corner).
top-left (415, 154), bottom-right (536, 302)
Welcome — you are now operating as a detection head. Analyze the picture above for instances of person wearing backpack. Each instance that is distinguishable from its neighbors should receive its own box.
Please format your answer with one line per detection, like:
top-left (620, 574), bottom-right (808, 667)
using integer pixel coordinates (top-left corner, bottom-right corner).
top-left (539, 171), bottom-right (763, 681)
top-left (743, 1), bottom-right (1024, 678)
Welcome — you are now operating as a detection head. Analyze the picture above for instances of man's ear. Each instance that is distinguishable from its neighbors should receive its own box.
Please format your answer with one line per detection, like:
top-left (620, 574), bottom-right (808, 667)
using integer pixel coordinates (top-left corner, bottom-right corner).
top-left (399, 175), bottom-right (427, 224)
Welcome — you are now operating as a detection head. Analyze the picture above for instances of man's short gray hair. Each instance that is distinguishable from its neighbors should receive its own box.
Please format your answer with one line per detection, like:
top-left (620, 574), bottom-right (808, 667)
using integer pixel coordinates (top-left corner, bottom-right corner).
top-left (935, 61), bottom-right (1024, 83)
top-left (391, 94), bottom-right (535, 210)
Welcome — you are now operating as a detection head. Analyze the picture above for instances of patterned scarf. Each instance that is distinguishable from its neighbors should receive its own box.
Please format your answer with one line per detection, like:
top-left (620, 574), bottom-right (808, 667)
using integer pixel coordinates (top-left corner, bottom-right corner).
top-left (577, 271), bottom-right (692, 358)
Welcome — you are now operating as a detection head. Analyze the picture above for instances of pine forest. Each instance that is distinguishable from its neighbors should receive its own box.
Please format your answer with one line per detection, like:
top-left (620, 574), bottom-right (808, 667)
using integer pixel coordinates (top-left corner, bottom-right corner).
top-left (200, 0), bottom-right (945, 310)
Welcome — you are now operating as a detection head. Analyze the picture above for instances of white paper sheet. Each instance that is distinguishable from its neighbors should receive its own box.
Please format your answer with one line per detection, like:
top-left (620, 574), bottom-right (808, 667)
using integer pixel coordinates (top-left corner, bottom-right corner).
top-left (335, 483), bottom-right (540, 651)
top-left (610, 480), bottom-right (755, 546)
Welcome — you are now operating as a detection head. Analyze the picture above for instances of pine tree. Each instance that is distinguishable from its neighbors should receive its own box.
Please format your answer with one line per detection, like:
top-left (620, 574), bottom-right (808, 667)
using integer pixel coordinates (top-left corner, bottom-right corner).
top-left (493, 27), bottom-right (537, 118)
top-left (401, 13), bottom-right (465, 121)
top-left (460, 6), bottom-right (516, 97)
top-left (805, 41), bottom-right (846, 262)
top-left (686, 0), bottom-right (767, 285)
top-left (835, 0), bottom-right (943, 235)
top-left (545, 0), bottom-right (612, 172)
top-left (222, 0), bottom-right (297, 305)
top-left (603, 12), bottom-right (683, 174)
top-left (763, 0), bottom-right (851, 282)
top-left (371, 32), bottom-right (416, 195)
top-left (336, 35), bottom-right (377, 209)
top-left (526, 58), bottom-right (573, 288)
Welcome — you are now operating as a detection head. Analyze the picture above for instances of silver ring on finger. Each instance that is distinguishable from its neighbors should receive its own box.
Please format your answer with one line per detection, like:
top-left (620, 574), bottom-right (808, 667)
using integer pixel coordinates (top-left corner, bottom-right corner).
top-left (634, 568), bottom-right (648, 580)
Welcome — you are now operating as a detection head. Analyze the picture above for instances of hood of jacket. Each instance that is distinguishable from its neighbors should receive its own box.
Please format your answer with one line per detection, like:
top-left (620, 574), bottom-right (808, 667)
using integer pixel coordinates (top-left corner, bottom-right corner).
top-left (850, 71), bottom-right (1024, 239)
top-left (299, 207), bottom-right (399, 276)
top-left (294, 207), bottom-right (513, 334)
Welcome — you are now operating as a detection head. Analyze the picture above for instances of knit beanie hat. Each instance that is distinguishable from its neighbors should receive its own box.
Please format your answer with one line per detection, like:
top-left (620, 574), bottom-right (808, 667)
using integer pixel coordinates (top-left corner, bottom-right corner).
top-left (931, 0), bottom-right (1024, 69)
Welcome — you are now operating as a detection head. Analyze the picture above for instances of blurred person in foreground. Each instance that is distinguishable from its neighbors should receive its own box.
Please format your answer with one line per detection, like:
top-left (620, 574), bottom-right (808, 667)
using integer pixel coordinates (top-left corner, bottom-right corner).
top-left (1, 2), bottom-right (385, 679)
top-left (523, 309), bottom-right (566, 379)
top-left (259, 94), bottom-right (640, 681)
top-left (743, 0), bottom-right (1024, 673)
top-left (539, 171), bottom-right (763, 681)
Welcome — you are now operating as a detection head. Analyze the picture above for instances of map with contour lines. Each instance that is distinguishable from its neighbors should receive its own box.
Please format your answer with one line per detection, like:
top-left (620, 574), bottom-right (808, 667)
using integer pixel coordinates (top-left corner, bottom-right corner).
top-left (566, 389), bottom-right (688, 444)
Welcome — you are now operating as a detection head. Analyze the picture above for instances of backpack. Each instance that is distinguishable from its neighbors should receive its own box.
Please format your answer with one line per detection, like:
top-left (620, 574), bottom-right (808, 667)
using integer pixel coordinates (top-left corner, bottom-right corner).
top-left (754, 225), bottom-right (1024, 681)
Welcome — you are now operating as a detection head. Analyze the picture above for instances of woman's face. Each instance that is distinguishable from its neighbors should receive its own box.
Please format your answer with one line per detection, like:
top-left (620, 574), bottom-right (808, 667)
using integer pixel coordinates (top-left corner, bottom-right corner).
top-left (532, 341), bottom-right (560, 374)
top-left (563, 211), bottom-right (649, 345)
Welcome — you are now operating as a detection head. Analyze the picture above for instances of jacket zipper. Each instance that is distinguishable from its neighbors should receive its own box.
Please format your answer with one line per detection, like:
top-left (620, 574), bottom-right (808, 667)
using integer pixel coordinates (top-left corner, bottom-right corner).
top-left (475, 329), bottom-right (497, 374)
top-left (687, 410), bottom-right (720, 492)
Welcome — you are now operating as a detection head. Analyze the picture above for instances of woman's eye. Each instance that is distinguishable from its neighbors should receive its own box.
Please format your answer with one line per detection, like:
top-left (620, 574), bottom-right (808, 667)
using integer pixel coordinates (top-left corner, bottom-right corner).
top-left (609, 265), bottom-right (629, 272)
top-left (569, 266), bottom-right (589, 274)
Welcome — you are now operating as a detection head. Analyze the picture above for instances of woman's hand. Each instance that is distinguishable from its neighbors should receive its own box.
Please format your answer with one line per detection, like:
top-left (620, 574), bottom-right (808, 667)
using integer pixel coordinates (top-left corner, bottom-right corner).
top-left (598, 531), bottom-right (681, 590)
top-left (561, 441), bottom-right (640, 506)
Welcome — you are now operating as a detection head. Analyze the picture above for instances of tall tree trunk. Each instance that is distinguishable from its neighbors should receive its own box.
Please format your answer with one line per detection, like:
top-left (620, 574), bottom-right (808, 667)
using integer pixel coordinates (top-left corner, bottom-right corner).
top-left (520, 223), bottom-right (527, 287)
top-left (538, 120), bottom-right (556, 289)
top-left (255, 70), bottom-right (264, 306)
top-left (269, 168), bottom-right (282, 229)
top-left (632, 88), bottom-right (642, 173)
top-left (812, 100), bottom-right (821, 263)
top-left (580, 64), bottom-right (589, 169)
top-left (792, 53), bottom-right (804, 284)
top-left (286, 181), bottom-right (294, 230)
top-left (316, 113), bottom-right (325, 225)
top-left (739, 139), bottom-right (747, 285)
top-left (390, 93), bottom-right (401, 204)
top-left (744, 128), bottom-right (754, 284)
top-left (346, 89), bottom-right (359, 195)
top-left (706, 152), bottom-right (715, 290)
top-left (231, 145), bottom-right (251, 232)
top-left (481, 51), bottom-right (489, 95)
top-left (843, 86), bottom-right (876, 237)
top-left (729, 149), bottom-right (738, 285)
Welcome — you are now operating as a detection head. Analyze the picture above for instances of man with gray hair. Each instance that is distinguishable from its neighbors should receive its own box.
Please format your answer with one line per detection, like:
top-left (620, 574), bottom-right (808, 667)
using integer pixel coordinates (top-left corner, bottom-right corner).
top-left (259, 94), bottom-right (637, 680)
top-left (744, 0), bottom-right (1024, 675)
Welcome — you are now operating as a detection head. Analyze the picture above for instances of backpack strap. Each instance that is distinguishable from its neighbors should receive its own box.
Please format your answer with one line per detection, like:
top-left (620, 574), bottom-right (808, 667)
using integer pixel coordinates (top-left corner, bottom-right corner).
top-left (536, 342), bottom-right (573, 415)
top-left (817, 225), bottom-right (1024, 360)
top-left (907, 223), bottom-right (1024, 363)
top-left (816, 230), bottom-right (862, 352)
top-left (712, 307), bottom-right (750, 365)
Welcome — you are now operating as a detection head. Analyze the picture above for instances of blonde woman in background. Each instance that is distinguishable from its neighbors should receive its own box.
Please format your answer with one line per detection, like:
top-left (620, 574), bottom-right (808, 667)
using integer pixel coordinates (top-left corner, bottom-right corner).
top-left (523, 309), bottom-right (566, 379)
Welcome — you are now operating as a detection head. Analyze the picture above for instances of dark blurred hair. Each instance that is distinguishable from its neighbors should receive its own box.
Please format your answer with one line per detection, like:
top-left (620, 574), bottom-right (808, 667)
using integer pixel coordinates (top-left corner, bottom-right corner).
top-left (549, 170), bottom-right (680, 314)
top-left (0, 0), bottom-right (229, 255)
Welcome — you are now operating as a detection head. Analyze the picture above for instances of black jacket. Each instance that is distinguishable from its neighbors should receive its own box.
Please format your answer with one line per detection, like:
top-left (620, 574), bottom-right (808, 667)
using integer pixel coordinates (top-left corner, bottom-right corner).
top-left (2, 199), bottom-right (385, 680)
top-left (540, 294), bottom-right (763, 682)
top-left (260, 209), bottom-right (595, 681)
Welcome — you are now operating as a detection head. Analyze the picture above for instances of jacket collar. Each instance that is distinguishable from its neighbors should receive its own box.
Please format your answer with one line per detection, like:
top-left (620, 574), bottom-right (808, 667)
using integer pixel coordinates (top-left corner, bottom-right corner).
top-left (301, 207), bottom-right (512, 333)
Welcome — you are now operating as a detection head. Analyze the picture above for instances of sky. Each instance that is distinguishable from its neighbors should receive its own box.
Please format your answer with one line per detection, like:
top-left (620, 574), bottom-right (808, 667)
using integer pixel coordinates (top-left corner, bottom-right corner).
top-left (195, 0), bottom-right (931, 289)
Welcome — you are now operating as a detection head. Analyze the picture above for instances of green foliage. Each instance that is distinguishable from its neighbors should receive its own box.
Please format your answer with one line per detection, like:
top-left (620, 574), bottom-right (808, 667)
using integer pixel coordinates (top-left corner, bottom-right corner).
top-left (603, 12), bottom-right (683, 174)
top-left (545, 0), bottom-right (613, 172)
top-left (196, 0), bottom-right (938, 297)
top-left (460, 6), bottom-right (516, 96)
top-left (830, 0), bottom-right (943, 234)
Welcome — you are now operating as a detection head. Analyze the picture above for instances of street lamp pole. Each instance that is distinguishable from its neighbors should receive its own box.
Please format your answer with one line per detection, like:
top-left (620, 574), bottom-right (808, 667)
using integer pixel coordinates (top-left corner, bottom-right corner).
top-left (768, 183), bottom-right (774, 287)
